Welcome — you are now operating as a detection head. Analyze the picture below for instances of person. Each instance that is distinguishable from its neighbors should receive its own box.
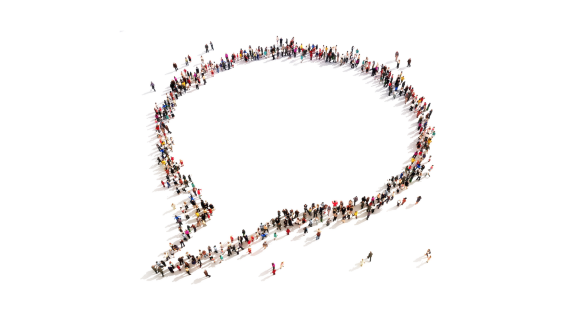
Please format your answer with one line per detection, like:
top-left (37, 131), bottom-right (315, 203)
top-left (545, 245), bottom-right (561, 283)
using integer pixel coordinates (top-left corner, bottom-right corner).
top-left (401, 198), bottom-right (407, 205)
top-left (286, 228), bottom-right (290, 235)
top-left (395, 51), bottom-right (399, 61)
top-left (158, 266), bottom-right (164, 277)
top-left (150, 81), bottom-right (156, 92)
top-left (407, 58), bottom-right (411, 67)
top-left (274, 232), bottom-right (277, 240)
top-left (367, 251), bottom-right (373, 262)
top-left (316, 229), bottom-right (321, 240)
top-left (360, 259), bottom-right (364, 267)
top-left (272, 263), bottom-right (275, 271)
top-left (185, 267), bottom-right (190, 275)
top-left (303, 226), bottom-right (308, 235)
top-left (272, 268), bottom-right (276, 276)
top-left (205, 44), bottom-right (209, 53)
top-left (204, 269), bottom-right (211, 277)
top-left (280, 262), bottom-right (284, 269)
top-left (151, 265), bottom-right (158, 274)
top-left (210, 41), bottom-right (213, 50)
top-left (416, 196), bottom-right (422, 204)
top-left (425, 249), bottom-right (431, 257)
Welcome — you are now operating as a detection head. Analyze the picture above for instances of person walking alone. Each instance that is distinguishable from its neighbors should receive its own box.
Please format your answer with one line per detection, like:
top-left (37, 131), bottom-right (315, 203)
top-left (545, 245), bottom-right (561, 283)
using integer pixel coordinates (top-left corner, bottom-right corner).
top-left (367, 251), bottom-right (373, 262)
top-left (204, 269), bottom-right (211, 277)
top-left (150, 81), bottom-right (156, 92)
top-left (407, 58), bottom-right (412, 67)
top-left (416, 196), bottom-right (422, 205)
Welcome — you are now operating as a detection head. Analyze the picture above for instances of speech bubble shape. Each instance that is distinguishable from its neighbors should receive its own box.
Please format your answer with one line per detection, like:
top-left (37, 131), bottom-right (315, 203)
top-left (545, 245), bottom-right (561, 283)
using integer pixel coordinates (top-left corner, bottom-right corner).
top-left (149, 43), bottom-right (434, 278)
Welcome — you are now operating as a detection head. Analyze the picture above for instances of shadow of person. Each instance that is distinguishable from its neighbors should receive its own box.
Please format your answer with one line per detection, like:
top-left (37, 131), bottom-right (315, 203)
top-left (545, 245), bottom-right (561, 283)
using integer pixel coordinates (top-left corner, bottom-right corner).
top-left (261, 273), bottom-right (276, 281)
top-left (172, 272), bottom-right (189, 282)
top-left (414, 255), bottom-right (426, 263)
top-left (291, 234), bottom-right (303, 242)
top-left (140, 270), bottom-right (158, 281)
top-left (355, 218), bottom-right (368, 226)
top-left (193, 276), bottom-right (209, 284)
top-left (416, 261), bottom-right (427, 268)
top-left (349, 262), bottom-right (363, 272)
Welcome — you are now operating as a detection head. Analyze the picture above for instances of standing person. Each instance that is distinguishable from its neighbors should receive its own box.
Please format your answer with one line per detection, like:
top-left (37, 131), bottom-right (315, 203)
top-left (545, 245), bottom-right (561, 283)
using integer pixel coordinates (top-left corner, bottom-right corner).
top-left (272, 263), bottom-right (276, 271)
top-left (425, 249), bottom-right (431, 257)
top-left (316, 229), bottom-right (321, 240)
top-left (367, 251), bottom-right (373, 262)
top-left (151, 265), bottom-right (158, 274)
top-left (158, 266), bottom-right (164, 277)
top-left (205, 44), bottom-right (209, 53)
top-left (407, 58), bottom-right (412, 67)
top-left (150, 81), bottom-right (156, 92)
top-left (185, 267), bottom-right (190, 275)
top-left (303, 226), bottom-right (308, 236)
top-left (416, 196), bottom-right (422, 204)
top-left (210, 41), bottom-right (214, 50)
top-left (286, 228), bottom-right (290, 236)
top-left (280, 262), bottom-right (284, 269)
top-left (401, 198), bottom-right (407, 205)
top-left (204, 269), bottom-right (211, 277)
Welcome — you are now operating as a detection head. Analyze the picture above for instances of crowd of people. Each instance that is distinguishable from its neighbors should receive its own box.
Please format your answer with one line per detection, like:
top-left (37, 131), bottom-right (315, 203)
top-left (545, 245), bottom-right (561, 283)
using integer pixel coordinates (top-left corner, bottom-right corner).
top-left (149, 37), bottom-right (436, 278)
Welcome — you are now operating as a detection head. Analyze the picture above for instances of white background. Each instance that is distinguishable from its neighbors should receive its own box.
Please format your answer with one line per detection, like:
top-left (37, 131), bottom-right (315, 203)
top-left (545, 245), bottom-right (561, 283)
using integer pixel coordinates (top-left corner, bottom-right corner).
top-left (2, 0), bottom-right (579, 325)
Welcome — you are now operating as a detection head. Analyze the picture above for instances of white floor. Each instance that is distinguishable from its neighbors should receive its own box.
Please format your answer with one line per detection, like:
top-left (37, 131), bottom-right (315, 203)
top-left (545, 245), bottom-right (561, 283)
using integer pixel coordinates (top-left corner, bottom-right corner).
top-left (3, 1), bottom-right (580, 325)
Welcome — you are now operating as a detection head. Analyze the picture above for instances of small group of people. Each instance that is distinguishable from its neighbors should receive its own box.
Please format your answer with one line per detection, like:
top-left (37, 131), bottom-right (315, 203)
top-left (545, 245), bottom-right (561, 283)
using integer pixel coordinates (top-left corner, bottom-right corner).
top-left (148, 37), bottom-right (436, 279)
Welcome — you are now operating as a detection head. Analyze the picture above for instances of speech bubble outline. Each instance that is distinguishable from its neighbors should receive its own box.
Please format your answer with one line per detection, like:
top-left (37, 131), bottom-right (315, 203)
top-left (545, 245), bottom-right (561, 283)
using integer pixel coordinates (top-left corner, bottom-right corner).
top-left (148, 43), bottom-right (434, 278)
